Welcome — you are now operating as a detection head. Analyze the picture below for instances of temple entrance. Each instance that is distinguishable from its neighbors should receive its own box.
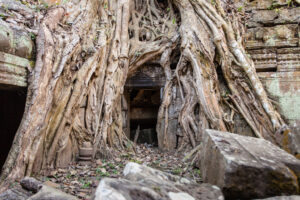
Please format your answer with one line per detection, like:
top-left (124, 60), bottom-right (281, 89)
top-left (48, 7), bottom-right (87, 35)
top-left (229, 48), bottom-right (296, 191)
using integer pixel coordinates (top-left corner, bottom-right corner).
top-left (128, 88), bottom-right (161, 146)
top-left (124, 65), bottom-right (165, 146)
top-left (0, 88), bottom-right (26, 168)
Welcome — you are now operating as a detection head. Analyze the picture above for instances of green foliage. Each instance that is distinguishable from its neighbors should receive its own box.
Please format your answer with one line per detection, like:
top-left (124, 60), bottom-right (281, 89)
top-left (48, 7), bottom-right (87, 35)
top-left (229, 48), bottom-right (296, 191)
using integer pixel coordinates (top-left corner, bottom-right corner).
top-left (80, 179), bottom-right (92, 189)
top-left (96, 167), bottom-right (110, 177)
top-left (29, 61), bottom-right (36, 68)
top-left (29, 32), bottom-right (36, 40)
top-left (42, 2), bottom-right (48, 9)
top-left (107, 162), bottom-right (115, 169)
top-left (129, 159), bottom-right (143, 164)
top-left (194, 168), bottom-right (201, 176)
top-left (268, 1), bottom-right (280, 10)
top-left (172, 18), bottom-right (176, 25)
top-left (172, 168), bottom-right (183, 175)
top-left (9, 181), bottom-right (18, 189)
top-left (121, 153), bottom-right (132, 158)
top-left (118, 163), bottom-right (125, 168)
top-left (152, 186), bottom-right (161, 192)
top-left (237, 6), bottom-right (243, 12)
top-left (66, 173), bottom-right (72, 179)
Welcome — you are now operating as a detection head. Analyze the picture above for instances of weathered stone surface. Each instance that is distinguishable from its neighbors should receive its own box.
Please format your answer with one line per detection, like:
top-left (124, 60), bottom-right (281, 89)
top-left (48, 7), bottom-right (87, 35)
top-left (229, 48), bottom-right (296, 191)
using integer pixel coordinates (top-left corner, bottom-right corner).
top-left (0, 20), bottom-right (33, 59)
top-left (246, 25), bottom-right (298, 49)
top-left (94, 162), bottom-right (224, 200)
top-left (245, 0), bottom-right (290, 10)
top-left (199, 129), bottom-right (300, 199)
top-left (20, 177), bottom-right (43, 193)
top-left (248, 8), bottom-right (300, 27)
top-left (248, 48), bottom-right (300, 72)
top-left (249, 49), bottom-right (277, 71)
top-left (0, 51), bottom-right (29, 88)
top-left (277, 48), bottom-right (300, 72)
top-left (28, 185), bottom-right (78, 200)
top-left (0, 177), bottom-right (78, 200)
top-left (259, 72), bottom-right (300, 125)
top-left (259, 72), bottom-right (300, 155)
top-left (0, 15), bottom-right (33, 89)
top-left (126, 65), bottom-right (165, 88)
top-left (0, 187), bottom-right (32, 200)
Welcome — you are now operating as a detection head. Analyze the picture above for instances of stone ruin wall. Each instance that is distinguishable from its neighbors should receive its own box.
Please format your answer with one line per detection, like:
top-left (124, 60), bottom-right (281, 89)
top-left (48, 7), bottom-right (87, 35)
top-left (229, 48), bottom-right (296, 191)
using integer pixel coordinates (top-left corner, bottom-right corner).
top-left (0, 19), bottom-right (33, 89)
top-left (243, 0), bottom-right (300, 149)
top-left (243, 0), bottom-right (300, 128)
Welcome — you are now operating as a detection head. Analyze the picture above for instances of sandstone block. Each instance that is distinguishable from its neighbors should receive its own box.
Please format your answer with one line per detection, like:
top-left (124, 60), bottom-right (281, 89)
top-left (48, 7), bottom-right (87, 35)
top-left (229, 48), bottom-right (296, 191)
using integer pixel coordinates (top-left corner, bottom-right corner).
top-left (199, 129), bottom-right (300, 199)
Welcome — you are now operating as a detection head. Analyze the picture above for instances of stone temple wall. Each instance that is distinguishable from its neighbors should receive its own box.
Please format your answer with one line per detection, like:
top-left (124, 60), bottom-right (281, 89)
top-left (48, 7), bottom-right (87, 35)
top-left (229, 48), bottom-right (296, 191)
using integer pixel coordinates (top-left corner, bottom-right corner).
top-left (0, 19), bottom-right (33, 89)
top-left (242, 0), bottom-right (300, 136)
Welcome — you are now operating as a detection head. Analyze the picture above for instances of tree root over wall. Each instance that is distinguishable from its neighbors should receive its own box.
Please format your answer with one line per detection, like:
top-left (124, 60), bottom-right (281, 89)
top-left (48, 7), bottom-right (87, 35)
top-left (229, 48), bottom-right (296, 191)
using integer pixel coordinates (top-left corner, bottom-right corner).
top-left (0, 0), bottom-right (292, 187)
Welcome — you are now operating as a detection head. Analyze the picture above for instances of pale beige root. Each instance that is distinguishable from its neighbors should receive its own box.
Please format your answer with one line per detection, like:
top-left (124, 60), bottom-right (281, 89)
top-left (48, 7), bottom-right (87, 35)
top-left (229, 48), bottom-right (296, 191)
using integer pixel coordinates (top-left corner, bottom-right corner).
top-left (92, 0), bottom-right (131, 158)
top-left (189, 0), bottom-right (286, 142)
top-left (1, 0), bottom-right (132, 184)
top-left (170, 0), bottom-right (228, 150)
top-left (127, 0), bottom-right (180, 150)
top-left (174, 0), bottom-right (286, 145)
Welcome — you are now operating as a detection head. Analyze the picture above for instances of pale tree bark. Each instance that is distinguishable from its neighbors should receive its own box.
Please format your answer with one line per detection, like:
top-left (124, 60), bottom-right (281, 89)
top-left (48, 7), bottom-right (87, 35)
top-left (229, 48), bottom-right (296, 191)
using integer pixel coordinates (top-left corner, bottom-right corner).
top-left (0, 0), bottom-right (292, 187)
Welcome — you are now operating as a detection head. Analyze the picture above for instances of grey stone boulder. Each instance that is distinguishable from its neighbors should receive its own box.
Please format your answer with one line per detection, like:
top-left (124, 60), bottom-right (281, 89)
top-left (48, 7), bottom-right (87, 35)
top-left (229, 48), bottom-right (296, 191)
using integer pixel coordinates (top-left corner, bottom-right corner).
top-left (94, 162), bottom-right (224, 200)
top-left (28, 185), bottom-right (77, 200)
top-left (0, 187), bottom-right (32, 200)
top-left (0, 177), bottom-right (78, 200)
top-left (199, 129), bottom-right (300, 199)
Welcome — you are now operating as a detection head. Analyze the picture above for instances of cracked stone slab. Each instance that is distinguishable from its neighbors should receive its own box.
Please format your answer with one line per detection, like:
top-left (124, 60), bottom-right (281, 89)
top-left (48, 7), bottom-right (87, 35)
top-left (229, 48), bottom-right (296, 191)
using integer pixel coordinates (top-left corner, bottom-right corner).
top-left (199, 129), bottom-right (300, 199)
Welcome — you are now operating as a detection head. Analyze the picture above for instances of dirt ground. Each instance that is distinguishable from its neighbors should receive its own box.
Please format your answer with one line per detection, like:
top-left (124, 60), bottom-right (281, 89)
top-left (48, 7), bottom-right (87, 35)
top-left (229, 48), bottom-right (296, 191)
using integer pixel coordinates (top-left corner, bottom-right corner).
top-left (35, 144), bottom-right (201, 200)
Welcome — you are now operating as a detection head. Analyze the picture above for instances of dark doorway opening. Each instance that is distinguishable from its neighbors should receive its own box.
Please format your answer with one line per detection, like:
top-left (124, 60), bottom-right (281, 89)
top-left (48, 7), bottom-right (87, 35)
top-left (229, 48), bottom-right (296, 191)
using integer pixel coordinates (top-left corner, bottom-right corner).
top-left (129, 88), bottom-right (161, 146)
top-left (0, 88), bottom-right (26, 168)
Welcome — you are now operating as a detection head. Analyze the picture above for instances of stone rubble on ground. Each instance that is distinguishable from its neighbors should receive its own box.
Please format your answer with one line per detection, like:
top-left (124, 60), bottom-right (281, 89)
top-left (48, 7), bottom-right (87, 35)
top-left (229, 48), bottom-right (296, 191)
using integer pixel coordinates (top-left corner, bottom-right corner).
top-left (0, 177), bottom-right (78, 200)
top-left (199, 129), bottom-right (300, 199)
top-left (93, 162), bottom-right (224, 200)
top-left (2, 129), bottom-right (300, 199)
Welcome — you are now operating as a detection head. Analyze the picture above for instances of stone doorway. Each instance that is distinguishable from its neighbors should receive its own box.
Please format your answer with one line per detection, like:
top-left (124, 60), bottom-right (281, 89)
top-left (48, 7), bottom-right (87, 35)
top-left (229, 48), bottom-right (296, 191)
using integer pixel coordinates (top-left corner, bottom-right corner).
top-left (0, 88), bottom-right (26, 168)
top-left (128, 88), bottom-right (161, 146)
top-left (124, 65), bottom-right (165, 146)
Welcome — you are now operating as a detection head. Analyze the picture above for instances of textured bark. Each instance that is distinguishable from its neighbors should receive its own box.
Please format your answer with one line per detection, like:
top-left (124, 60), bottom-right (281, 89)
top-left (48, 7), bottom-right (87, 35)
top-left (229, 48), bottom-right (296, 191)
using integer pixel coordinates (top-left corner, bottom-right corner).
top-left (0, 0), bottom-right (291, 187)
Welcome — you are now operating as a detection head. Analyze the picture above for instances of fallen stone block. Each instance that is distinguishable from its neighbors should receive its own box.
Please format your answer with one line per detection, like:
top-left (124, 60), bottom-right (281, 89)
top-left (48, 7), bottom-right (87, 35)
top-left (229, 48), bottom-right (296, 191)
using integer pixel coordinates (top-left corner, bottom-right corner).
top-left (28, 185), bottom-right (78, 200)
top-left (0, 177), bottom-right (78, 200)
top-left (0, 187), bottom-right (32, 200)
top-left (199, 129), bottom-right (300, 199)
top-left (20, 177), bottom-right (43, 193)
top-left (94, 162), bottom-right (224, 200)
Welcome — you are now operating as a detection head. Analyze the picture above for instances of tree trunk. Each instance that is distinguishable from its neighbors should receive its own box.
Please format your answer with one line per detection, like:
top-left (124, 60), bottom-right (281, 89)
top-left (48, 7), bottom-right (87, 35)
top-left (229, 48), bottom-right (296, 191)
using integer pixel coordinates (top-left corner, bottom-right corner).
top-left (0, 0), bottom-right (291, 186)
